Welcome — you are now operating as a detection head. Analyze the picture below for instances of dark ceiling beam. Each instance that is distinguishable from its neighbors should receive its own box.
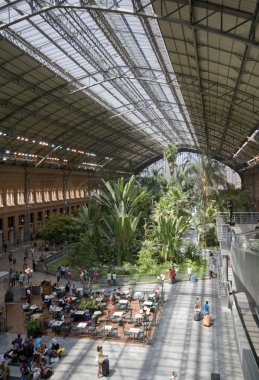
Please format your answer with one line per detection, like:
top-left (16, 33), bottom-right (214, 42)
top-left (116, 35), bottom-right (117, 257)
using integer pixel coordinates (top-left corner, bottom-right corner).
top-left (219, 1), bottom-right (259, 150)
top-left (188, 0), bottom-right (209, 151)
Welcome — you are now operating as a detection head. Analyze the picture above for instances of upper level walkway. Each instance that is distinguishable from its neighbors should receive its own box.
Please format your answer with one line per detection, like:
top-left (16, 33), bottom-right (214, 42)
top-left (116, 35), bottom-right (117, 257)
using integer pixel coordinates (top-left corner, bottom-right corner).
top-left (0, 242), bottom-right (244, 379)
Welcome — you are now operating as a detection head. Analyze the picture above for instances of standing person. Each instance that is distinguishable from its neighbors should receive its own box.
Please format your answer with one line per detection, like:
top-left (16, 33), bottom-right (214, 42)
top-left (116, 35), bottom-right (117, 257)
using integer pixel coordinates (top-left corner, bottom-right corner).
top-left (187, 267), bottom-right (193, 281)
top-left (31, 246), bottom-right (35, 259)
top-left (107, 272), bottom-right (112, 286)
top-left (170, 371), bottom-right (177, 379)
top-left (56, 270), bottom-right (61, 283)
top-left (203, 300), bottom-right (210, 315)
top-left (170, 268), bottom-right (176, 284)
top-left (24, 247), bottom-right (29, 260)
top-left (3, 243), bottom-right (7, 254)
top-left (8, 251), bottom-right (13, 265)
top-left (96, 346), bottom-right (104, 378)
top-left (96, 346), bottom-right (109, 378)
top-left (112, 272), bottom-right (117, 286)
top-left (195, 297), bottom-right (200, 309)
top-left (32, 259), bottom-right (36, 271)
top-left (19, 271), bottom-right (25, 287)
top-left (93, 271), bottom-right (98, 283)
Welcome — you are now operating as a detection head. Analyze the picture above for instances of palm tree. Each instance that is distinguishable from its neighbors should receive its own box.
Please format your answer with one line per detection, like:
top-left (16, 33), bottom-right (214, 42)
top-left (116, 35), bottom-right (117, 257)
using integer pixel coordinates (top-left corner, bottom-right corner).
top-left (163, 144), bottom-right (178, 177)
top-left (92, 175), bottom-right (147, 265)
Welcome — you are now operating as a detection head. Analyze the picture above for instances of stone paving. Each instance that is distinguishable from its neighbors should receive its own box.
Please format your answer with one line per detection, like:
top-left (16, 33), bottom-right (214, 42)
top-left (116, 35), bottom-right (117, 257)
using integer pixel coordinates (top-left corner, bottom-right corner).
top-left (0, 243), bottom-right (244, 379)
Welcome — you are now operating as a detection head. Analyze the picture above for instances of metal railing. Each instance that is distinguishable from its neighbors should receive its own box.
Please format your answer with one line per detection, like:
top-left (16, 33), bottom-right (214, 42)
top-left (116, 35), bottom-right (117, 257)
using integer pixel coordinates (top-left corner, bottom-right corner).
top-left (216, 212), bottom-right (259, 225)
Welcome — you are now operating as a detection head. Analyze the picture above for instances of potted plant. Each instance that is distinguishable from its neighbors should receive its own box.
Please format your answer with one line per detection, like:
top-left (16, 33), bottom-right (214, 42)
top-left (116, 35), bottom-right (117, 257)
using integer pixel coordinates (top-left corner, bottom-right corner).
top-left (25, 318), bottom-right (40, 338)
top-left (80, 299), bottom-right (100, 313)
top-left (4, 288), bottom-right (14, 302)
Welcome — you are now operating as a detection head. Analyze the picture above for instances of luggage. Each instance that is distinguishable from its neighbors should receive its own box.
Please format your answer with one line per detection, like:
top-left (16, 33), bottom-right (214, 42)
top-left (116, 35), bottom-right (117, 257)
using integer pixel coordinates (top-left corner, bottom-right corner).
top-left (203, 314), bottom-right (211, 327)
top-left (102, 358), bottom-right (110, 377)
top-left (193, 311), bottom-right (201, 321)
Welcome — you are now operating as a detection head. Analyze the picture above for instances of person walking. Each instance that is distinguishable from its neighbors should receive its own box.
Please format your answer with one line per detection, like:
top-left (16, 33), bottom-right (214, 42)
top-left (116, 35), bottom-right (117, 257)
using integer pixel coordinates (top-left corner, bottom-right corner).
top-left (187, 267), bottom-right (193, 281)
top-left (112, 272), bottom-right (117, 286)
top-left (96, 346), bottom-right (109, 378)
top-left (203, 300), bottom-right (210, 315)
top-left (8, 251), bottom-right (13, 265)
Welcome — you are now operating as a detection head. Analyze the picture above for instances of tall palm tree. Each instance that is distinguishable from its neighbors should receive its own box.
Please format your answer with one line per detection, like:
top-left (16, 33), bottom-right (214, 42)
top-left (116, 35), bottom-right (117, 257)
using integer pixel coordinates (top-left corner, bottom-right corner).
top-left (92, 175), bottom-right (147, 265)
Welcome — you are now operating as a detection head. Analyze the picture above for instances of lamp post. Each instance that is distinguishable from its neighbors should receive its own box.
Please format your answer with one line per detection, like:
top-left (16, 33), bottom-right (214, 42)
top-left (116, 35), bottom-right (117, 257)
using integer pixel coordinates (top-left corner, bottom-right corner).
top-left (24, 267), bottom-right (33, 284)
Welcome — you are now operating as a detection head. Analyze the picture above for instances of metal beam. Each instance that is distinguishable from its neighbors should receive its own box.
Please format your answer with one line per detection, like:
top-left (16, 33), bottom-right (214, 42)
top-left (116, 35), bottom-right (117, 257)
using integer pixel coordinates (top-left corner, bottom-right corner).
top-left (0, 2), bottom-right (258, 49)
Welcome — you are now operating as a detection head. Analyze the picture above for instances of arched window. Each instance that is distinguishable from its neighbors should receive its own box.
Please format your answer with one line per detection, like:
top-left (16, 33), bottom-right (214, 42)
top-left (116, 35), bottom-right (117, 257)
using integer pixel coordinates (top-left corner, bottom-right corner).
top-left (28, 192), bottom-right (34, 204)
top-left (17, 191), bottom-right (25, 205)
top-left (36, 191), bottom-right (43, 203)
top-left (80, 189), bottom-right (84, 198)
top-left (58, 190), bottom-right (63, 200)
top-left (75, 189), bottom-right (80, 198)
top-left (70, 189), bottom-right (75, 199)
top-left (51, 190), bottom-right (57, 201)
top-left (0, 192), bottom-right (3, 207)
top-left (44, 190), bottom-right (50, 202)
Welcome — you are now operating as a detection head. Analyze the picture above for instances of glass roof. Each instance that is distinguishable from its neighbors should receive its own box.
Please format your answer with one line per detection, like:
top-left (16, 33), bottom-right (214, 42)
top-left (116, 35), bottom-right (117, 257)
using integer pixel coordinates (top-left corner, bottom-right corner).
top-left (0, 0), bottom-right (197, 152)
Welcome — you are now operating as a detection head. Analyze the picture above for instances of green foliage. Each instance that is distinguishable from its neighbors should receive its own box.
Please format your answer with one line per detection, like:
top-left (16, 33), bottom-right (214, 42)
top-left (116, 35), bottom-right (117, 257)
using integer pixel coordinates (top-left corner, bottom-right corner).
top-left (80, 299), bottom-right (100, 311)
top-left (137, 240), bottom-right (162, 273)
top-left (39, 213), bottom-right (75, 244)
top-left (163, 144), bottom-right (178, 176)
top-left (92, 175), bottom-right (147, 265)
top-left (4, 288), bottom-right (14, 302)
top-left (25, 318), bottom-right (40, 332)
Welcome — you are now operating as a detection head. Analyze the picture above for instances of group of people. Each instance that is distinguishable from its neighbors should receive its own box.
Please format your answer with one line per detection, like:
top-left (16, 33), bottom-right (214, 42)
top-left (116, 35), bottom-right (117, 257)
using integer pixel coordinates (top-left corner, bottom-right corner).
top-left (193, 297), bottom-right (211, 326)
top-left (1, 333), bottom-right (64, 379)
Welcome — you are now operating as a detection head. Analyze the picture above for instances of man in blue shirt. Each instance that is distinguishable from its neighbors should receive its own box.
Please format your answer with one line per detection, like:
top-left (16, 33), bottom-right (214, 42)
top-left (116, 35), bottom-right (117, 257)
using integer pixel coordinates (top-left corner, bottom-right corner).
top-left (203, 301), bottom-right (210, 315)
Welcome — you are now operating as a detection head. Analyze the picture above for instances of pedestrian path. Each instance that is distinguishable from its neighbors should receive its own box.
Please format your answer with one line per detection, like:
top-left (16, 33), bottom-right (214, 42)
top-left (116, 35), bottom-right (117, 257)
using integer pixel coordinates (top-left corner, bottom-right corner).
top-left (0, 242), bottom-right (244, 379)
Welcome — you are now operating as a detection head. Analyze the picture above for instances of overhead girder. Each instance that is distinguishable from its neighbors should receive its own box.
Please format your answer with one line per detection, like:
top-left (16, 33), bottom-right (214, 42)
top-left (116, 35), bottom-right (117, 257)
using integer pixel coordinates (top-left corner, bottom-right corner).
top-left (0, 1), bottom-right (258, 50)
top-left (0, 65), bottom-right (161, 157)
top-left (40, 8), bottom-right (175, 143)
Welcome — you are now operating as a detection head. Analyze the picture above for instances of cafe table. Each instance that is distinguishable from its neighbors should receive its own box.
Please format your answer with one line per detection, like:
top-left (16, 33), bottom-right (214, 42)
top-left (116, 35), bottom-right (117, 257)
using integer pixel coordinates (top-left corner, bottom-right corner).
top-left (128, 327), bottom-right (140, 339)
top-left (143, 301), bottom-right (153, 306)
top-left (29, 304), bottom-right (39, 311)
top-left (119, 299), bottom-right (128, 304)
top-left (113, 311), bottom-right (124, 317)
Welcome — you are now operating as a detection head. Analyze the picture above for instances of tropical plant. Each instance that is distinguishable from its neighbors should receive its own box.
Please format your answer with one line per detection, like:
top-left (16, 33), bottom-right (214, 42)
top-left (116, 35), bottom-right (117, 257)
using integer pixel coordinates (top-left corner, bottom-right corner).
top-left (25, 318), bottom-right (40, 332)
top-left (163, 144), bottom-right (178, 176)
top-left (80, 299), bottom-right (100, 311)
top-left (92, 175), bottom-right (148, 265)
top-left (39, 213), bottom-right (75, 244)
top-left (4, 288), bottom-right (14, 302)
top-left (73, 203), bottom-right (102, 251)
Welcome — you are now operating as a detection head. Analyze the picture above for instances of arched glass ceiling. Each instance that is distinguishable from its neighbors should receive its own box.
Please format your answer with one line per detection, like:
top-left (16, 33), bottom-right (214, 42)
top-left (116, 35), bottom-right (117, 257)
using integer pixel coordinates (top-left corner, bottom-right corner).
top-left (0, 0), bottom-right (197, 173)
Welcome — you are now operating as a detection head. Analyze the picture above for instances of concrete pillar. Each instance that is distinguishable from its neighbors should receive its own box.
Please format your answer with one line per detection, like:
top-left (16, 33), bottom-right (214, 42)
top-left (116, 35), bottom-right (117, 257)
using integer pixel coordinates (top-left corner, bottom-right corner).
top-left (14, 214), bottom-right (20, 242)
top-left (2, 216), bottom-right (8, 242)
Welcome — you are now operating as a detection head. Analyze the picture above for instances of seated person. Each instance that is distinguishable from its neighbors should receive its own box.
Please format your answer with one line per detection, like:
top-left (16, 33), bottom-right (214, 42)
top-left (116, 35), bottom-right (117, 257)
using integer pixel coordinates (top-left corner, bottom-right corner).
top-left (22, 338), bottom-right (34, 359)
top-left (14, 333), bottom-right (23, 348)
top-left (34, 336), bottom-right (42, 351)
top-left (58, 297), bottom-right (66, 308)
top-left (50, 338), bottom-right (60, 351)
top-left (0, 355), bottom-right (10, 380)
top-left (67, 296), bottom-right (74, 305)
top-left (22, 301), bottom-right (30, 311)
top-left (65, 283), bottom-right (70, 293)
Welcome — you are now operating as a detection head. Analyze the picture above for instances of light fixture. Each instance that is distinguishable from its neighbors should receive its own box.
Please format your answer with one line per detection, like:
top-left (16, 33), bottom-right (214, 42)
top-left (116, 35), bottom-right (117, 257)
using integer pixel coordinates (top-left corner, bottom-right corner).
top-left (233, 129), bottom-right (259, 158)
